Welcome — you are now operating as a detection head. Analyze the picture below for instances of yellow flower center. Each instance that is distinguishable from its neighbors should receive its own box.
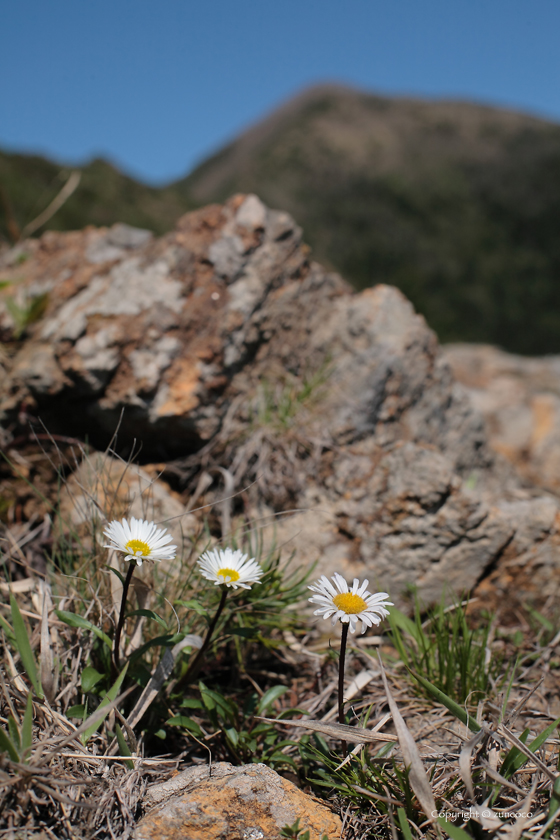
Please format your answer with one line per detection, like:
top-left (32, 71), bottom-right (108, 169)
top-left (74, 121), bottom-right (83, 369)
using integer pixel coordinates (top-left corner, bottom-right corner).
top-left (333, 592), bottom-right (367, 614)
top-left (217, 567), bottom-right (240, 582)
top-left (125, 539), bottom-right (151, 556)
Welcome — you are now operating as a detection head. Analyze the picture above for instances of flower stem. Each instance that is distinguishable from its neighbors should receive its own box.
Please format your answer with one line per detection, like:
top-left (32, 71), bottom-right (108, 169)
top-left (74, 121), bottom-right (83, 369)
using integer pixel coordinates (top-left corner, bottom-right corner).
top-left (338, 622), bottom-right (349, 757)
top-left (112, 559), bottom-right (136, 677)
top-left (178, 586), bottom-right (229, 688)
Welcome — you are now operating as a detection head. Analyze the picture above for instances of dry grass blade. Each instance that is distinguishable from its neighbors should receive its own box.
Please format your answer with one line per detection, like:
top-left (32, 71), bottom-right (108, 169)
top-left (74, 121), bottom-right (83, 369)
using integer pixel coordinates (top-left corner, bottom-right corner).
top-left (5, 647), bottom-right (28, 693)
top-left (20, 170), bottom-right (81, 239)
top-left (348, 786), bottom-right (405, 807)
top-left (467, 802), bottom-right (504, 831)
top-left (34, 781), bottom-right (95, 809)
top-left (334, 712), bottom-right (394, 771)
top-left (39, 686), bottom-right (136, 762)
top-left (479, 760), bottom-right (527, 795)
top-left (376, 651), bottom-right (437, 822)
top-left (501, 779), bottom-right (538, 840)
top-left (505, 678), bottom-right (544, 727)
top-left (459, 728), bottom-right (485, 802)
top-left (256, 716), bottom-right (397, 743)
top-left (39, 580), bottom-right (56, 703)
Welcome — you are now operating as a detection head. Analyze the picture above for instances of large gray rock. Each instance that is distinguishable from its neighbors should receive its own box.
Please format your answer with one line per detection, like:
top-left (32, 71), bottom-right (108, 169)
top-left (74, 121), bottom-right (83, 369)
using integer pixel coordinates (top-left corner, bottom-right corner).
top-left (442, 343), bottom-right (560, 494)
top-left (1, 197), bottom-right (559, 607)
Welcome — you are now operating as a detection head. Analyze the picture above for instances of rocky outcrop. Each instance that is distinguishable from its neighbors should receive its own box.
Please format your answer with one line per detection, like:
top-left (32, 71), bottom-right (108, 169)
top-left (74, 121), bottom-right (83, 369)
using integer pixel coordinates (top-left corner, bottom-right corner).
top-left (134, 762), bottom-right (342, 840)
top-left (1, 197), bottom-right (559, 607)
top-left (443, 343), bottom-right (560, 495)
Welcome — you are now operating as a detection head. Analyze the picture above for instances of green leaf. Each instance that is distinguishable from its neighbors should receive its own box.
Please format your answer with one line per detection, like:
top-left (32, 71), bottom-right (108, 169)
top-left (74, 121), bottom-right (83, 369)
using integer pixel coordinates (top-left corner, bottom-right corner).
top-left (281, 818), bottom-right (303, 838)
top-left (81, 666), bottom-right (105, 693)
top-left (115, 723), bottom-right (134, 769)
top-left (7, 716), bottom-right (20, 751)
top-left (180, 698), bottom-right (203, 709)
top-left (128, 609), bottom-right (168, 629)
top-left (257, 685), bottom-right (289, 715)
top-left (397, 808), bottom-right (414, 840)
top-left (21, 693), bottom-right (33, 759)
top-left (10, 594), bottom-right (43, 698)
top-left (67, 704), bottom-right (87, 719)
top-left (81, 663), bottom-right (129, 745)
top-left (56, 610), bottom-right (113, 650)
top-left (231, 628), bottom-right (259, 639)
top-left (407, 668), bottom-right (480, 732)
top-left (0, 726), bottom-right (20, 762)
top-left (167, 715), bottom-right (203, 737)
top-left (104, 565), bottom-right (126, 586)
top-left (225, 726), bottom-right (239, 747)
top-left (175, 599), bottom-right (209, 616)
top-left (438, 818), bottom-right (475, 840)
top-left (200, 685), bottom-right (235, 719)
top-left (0, 613), bottom-right (16, 644)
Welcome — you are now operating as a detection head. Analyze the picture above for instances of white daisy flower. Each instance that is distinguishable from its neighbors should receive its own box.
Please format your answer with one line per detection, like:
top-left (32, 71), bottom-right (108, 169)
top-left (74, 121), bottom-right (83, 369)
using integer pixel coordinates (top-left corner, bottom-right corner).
top-left (103, 517), bottom-right (177, 566)
top-left (197, 547), bottom-right (263, 590)
top-left (308, 573), bottom-right (393, 634)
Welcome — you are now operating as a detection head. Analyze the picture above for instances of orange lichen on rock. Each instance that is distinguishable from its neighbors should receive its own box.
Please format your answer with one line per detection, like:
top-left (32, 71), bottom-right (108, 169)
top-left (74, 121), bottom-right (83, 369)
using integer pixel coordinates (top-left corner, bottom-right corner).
top-left (135, 763), bottom-right (342, 840)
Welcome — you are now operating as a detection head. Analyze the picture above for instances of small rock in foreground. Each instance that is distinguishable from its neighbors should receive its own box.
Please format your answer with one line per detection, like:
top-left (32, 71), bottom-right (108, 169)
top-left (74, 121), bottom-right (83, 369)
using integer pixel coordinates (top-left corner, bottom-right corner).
top-left (135, 762), bottom-right (342, 840)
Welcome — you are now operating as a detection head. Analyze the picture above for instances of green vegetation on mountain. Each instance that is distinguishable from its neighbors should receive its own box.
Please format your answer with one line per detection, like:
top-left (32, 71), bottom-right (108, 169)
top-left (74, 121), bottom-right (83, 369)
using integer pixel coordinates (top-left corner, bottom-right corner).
top-left (0, 151), bottom-right (192, 239)
top-left (3, 84), bottom-right (560, 353)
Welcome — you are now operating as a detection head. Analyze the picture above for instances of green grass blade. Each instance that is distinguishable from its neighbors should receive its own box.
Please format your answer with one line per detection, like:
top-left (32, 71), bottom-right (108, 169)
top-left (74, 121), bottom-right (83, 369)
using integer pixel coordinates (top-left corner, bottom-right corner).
top-left (104, 565), bottom-right (126, 586)
top-left (167, 715), bottom-right (204, 737)
top-left (10, 595), bottom-right (43, 698)
top-left (501, 655), bottom-right (520, 722)
top-left (526, 605), bottom-right (554, 633)
top-left (7, 716), bottom-right (20, 750)
top-left (81, 663), bottom-right (128, 744)
top-left (503, 718), bottom-right (560, 778)
top-left (0, 613), bottom-right (16, 644)
top-left (397, 808), bottom-right (414, 840)
top-left (545, 773), bottom-right (560, 838)
top-left (128, 608), bottom-right (168, 629)
top-left (56, 610), bottom-right (112, 649)
top-left (388, 606), bottom-right (425, 646)
top-left (81, 666), bottom-right (104, 693)
top-left (0, 727), bottom-right (20, 762)
top-left (115, 723), bottom-right (134, 769)
top-left (438, 818), bottom-right (475, 840)
top-left (500, 728), bottom-right (529, 779)
top-left (527, 717), bottom-right (560, 753)
top-left (407, 668), bottom-right (480, 732)
top-left (257, 685), bottom-right (289, 715)
top-left (21, 693), bottom-right (33, 759)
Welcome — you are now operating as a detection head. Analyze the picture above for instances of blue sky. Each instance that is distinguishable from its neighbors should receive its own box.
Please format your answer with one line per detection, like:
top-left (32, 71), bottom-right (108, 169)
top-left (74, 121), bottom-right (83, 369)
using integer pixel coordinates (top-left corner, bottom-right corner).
top-left (2, 0), bottom-right (559, 184)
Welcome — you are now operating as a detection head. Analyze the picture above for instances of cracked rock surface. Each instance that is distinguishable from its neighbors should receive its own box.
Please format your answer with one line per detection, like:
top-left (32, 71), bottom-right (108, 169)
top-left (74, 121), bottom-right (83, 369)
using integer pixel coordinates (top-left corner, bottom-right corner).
top-left (443, 343), bottom-right (560, 495)
top-left (134, 762), bottom-right (342, 840)
top-left (1, 195), bottom-right (559, 606)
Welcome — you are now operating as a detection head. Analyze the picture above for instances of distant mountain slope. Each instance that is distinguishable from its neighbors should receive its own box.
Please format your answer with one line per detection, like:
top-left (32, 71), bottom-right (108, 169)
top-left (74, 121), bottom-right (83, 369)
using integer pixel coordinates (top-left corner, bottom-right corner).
top-left (0, 150), bottom-right (192, 240)
top-left (178, 85), bottom-right (560, 355)
top-left (3, 85), bottom-right (560, 353)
